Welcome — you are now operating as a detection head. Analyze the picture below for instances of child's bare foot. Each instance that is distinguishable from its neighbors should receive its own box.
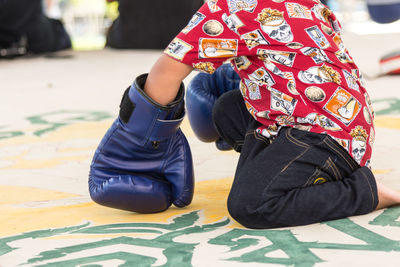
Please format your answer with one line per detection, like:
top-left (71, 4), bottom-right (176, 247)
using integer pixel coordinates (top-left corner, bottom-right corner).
top-left (375, 180), bottom-right (400, 210)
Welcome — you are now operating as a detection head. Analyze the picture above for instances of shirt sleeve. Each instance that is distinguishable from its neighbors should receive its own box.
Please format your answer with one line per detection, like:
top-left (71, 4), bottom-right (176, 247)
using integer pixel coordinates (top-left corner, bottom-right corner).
top-left (163, 1), bottom-right (248, 74)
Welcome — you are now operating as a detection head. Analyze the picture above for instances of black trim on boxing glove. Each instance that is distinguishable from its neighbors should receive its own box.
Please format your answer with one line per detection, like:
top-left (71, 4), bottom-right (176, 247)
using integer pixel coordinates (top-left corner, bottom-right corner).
top-left (119, 87), bottom-right (136, 124)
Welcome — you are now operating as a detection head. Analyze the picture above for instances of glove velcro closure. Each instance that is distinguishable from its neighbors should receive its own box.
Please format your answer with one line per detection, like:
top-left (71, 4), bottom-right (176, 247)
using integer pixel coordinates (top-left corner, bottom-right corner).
top-left (119, 74), bottom-right (185, 146)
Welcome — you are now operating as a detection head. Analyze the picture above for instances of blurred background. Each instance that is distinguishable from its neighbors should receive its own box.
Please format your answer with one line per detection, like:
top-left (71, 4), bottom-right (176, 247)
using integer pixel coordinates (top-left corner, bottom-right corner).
top-left (43, 0), bottom-right (118, 50)
top-left (41, 0), bottom-right (400, 50)
top-left (0, 0), bottom-right (399, 78)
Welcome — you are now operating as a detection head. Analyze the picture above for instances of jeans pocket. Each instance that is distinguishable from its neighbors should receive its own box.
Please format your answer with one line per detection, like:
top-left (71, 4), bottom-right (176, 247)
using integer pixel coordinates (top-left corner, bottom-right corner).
top-left (303, 156), bottom-right (341, 187)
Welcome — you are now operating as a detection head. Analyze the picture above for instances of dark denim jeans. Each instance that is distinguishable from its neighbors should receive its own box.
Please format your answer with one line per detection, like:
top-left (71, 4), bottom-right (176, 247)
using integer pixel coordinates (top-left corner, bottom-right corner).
top-left (213, 90), bottom-right (378, 229)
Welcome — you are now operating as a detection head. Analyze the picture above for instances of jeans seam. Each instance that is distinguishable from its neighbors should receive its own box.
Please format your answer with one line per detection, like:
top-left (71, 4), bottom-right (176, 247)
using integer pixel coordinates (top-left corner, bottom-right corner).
top-left (251, 130), bottom-right (270, 145)
top-left (323, 137), bottom-right (358, 171)
top-left (281, 146), bottom-right (311, 173)
top-left (327, 157), bottom-right (341, 181)
top-left (262, 146), bottom-right (311, 202)
top-left (233, 140), bottom-right (244, 151)
top-left (286, 128), bottom-right (310, 148)
top-left (360, 169), bottom-right (377, 210)
top-left (245, 131), bottom-right (253, 138)
top-left (304, 168), bottom-right (320, 187)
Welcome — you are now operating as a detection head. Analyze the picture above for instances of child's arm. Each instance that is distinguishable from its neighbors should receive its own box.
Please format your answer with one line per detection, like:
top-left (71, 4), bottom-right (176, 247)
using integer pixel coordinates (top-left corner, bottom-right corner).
top-left (375, 179), bottom-right (400, 209)
top-left (144, 54), bottom-right (193, 106)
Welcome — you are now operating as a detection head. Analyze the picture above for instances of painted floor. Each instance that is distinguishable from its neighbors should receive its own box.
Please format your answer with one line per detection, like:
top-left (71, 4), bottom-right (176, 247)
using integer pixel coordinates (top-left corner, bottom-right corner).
top-left (1, 31), bottom-right (400, 267)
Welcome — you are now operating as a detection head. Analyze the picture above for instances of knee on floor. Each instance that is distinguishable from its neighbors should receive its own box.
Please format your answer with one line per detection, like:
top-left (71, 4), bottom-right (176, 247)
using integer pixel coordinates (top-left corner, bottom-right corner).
top-left (227, 194), bottom-right (289, 229)
top-left (227, 195), bottom-right (267, 229)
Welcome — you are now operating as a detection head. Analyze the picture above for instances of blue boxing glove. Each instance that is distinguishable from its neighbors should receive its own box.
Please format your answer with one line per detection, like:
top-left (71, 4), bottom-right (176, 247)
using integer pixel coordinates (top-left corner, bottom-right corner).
top-left (89, 74), bottom-right (194, 213)
top-left (186, 63), bottom-right (240, 150)
top-left (366, 0), bottom-right (400, 24)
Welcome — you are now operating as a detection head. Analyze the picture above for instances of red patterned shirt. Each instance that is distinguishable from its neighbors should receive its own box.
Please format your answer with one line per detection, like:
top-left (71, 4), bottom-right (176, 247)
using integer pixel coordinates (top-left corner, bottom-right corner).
top-left (164, 0), bottom-right (375, 167)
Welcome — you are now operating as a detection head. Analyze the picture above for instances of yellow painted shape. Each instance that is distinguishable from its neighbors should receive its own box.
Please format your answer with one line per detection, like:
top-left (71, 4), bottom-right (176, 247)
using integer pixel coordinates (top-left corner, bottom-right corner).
top-left (374, 116), bottom-right (400, 129)
top-left (0, 116), bottom-right (396, 237)
top-left (0, 118), bottom-right (194, 170)
top-left (0, 177), bottom-right (241, 237)
top-left (2, 151), bottom-right (89, 170)
top-left (44, 233), bottom-right (156, 240)
top-left (180, 117), bottom-right (195, 137)
top-left (0, 185), bottom-right (78, 205)
top-left (0, 120), bottom-right (111, 147)
top-left (218, 149), bottom-right (238, 155)
top-left (0, 121), bottom-right (111, 169)
top-left (372, 169), bottom-right (390, 175)
top-left (0, 167), bottom-right (394, 237)
top-left (2, 115), bottom-right (395, 171)
top-left (58, 146), bottom-right (97, 153)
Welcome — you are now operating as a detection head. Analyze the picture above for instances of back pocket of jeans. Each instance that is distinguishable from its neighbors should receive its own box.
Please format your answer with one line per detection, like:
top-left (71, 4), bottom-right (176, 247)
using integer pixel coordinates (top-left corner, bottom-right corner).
top-left (303, 157), bottom-right (341, 187)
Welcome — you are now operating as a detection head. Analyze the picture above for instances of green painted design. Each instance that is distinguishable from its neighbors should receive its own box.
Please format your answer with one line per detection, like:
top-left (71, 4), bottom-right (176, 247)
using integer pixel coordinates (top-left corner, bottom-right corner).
top-left (209, 229), bottom-right (323, 267)
top-left (73, 212), bottom-right (200, 234)
top-left (373, 98), bottom-right (400, 116)
top-left (314, 218), bottom-right (400, 251)
top-left (27, 110), bottom-right (112, 136)
top-left (369, 206), bottom-right (400, 227)
top-left (1, 208), bottom-right (400, 266)
top-left (0, 131), bottom-right (24, 140)
top-left (208, 208), bottom-right (400, 266)
top-left (32, 252), bottom-right (157, 267)
top-left (33, 252), bottom-right (157, 267)
top-left (23, 211), bottom-right (229, 266)
top-left (0, 110), bottom-right (113, 140)
top-left (0, 223), bottom-right (89, 256)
